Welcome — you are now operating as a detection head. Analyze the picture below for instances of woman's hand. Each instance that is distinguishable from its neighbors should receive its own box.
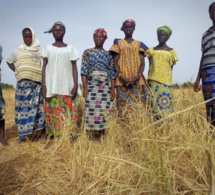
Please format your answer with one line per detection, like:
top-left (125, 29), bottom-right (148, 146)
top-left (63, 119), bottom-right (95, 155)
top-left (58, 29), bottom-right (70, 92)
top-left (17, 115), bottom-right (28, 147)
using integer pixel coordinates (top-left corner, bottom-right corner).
top-left (120, 76), bottom-right (134, 86)
top-left (42, 85), bottom-right (46, 98)
top-left (131, 74), bottom-right (141, 84)
top-left (110, 88), bottom-right (115, 101)
top-left (193, 80), bottom-right (201, 92)
top-left (71, 86), bottom-right (78, 99)
top-left (83, 88), bottom-right (88, 99)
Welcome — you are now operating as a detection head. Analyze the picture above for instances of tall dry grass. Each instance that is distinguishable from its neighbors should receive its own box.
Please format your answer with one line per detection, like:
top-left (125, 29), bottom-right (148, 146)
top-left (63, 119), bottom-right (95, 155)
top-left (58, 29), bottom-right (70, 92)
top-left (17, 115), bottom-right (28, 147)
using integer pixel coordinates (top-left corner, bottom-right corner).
top-left (0, 87), bottom-right (214, 194)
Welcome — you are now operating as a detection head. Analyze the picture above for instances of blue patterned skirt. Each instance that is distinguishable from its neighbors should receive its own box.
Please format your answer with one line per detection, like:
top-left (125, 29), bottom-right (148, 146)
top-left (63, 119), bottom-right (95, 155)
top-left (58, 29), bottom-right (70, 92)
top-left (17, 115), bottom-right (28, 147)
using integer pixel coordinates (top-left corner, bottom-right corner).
top-left (0, 79), bottom-right (6, 120)
top-left (115, 84), bottom-right (149, 116)
top-left (201, 65), bottom-right (215, 123)
top-left (148, 80), bottom-right (173, 119)
top-left (15, 79), bottom-right (45, 140)
top-left (84, 71), bottom-right (114, 131)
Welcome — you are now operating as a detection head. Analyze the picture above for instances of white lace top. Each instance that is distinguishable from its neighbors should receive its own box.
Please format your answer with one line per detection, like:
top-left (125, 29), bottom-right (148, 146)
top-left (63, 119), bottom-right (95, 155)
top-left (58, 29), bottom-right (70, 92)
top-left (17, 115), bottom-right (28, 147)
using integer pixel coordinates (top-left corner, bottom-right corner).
top-left (42, 44), bottom-right (79, 97)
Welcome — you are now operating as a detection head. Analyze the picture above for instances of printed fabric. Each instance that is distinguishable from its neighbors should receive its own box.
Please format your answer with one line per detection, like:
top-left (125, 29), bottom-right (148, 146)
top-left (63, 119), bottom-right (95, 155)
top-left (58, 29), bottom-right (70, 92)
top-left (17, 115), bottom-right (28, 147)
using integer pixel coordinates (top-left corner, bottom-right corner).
top-left (201, 65), bottom-right (215, 123)
top-left (147, 48), bottom-right (178, 86)
top-left (45, 95), bottom-right (80, 135)
top-left (84, 71), bottom-right (114, 131)
top-left (81, 48), bottom-right (116, 80)
top-left (148, 80), bottom-right (174, 119)
top-left (110, 39), bottom-right (148, 86)
top-left (15, 79), bottom-right (45, 140)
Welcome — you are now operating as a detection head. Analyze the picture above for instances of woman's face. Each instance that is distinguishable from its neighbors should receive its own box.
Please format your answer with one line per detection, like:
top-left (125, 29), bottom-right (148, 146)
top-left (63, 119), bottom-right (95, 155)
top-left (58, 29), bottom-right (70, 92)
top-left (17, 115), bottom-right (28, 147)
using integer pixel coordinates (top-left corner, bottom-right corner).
top-left (52, 25), bottom-right (65, 40)
top-left (123, 22), bottom-right (135, 36)
top-left (94, 32), bottom-right (105, 47)
top-left (157, 30), bottom-right (169, 44)
top-left (23, 30), bottom-right (32, 46)
top-left (209, 4), bottom-right (215, 22)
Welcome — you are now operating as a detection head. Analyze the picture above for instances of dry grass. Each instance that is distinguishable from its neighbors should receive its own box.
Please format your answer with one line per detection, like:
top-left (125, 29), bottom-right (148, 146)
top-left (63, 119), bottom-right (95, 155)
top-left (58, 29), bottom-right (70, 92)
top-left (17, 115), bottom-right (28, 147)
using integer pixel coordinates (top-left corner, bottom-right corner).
top-left (0, 87), bottom-right (214, 194)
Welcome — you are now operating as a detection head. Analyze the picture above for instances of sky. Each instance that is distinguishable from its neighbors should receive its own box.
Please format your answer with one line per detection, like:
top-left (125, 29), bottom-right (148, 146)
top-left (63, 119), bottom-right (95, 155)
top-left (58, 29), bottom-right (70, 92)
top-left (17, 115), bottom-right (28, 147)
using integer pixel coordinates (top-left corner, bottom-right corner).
top-left (0, 0), bottom-right (212, 87)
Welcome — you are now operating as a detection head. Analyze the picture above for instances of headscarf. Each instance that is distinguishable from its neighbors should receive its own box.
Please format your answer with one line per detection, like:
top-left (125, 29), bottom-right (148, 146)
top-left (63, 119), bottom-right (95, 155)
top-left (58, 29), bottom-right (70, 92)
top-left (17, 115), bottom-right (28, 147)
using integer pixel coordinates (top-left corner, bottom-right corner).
top-left (93, 28), bottom-right (108, 39)
top-left (209, 2), bottom-right (215, 11)
top-left (121, 19), bottom-right (136, 31)
top-left (19, 27), bottom-right (41, 52)
top-left (44, 21), bottom-right (66, 33)
top-left (157, 25), bottom-right (172, 37)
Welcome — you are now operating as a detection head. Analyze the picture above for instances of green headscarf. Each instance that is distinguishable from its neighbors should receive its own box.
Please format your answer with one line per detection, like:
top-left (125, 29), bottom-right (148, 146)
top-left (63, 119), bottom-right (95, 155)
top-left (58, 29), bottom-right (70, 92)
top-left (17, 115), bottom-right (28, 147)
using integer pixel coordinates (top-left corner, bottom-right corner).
top-left (44, 21), bottom-right (66, 33)
top-left (157, 25), bottom-right (172, 37)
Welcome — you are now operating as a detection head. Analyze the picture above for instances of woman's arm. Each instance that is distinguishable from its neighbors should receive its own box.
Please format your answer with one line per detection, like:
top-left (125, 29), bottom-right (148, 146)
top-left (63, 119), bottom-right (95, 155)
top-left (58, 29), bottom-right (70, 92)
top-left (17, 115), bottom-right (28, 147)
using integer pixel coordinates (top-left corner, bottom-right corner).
top-left (132, 53), bottom-right (145, 84)
top-left (81, 75), bottom-right (88, 99)
top-left (71, 60), bottom-right (78, 98)
top-left (193, 52), bottom-right (204, 92)
top-left (110, 79), bottom-right (116, 100)
top-left (138, 53), bottom-right (145, 74)
top-left (7, 63), bottom-right (16, 72)
top-left (113, 53), bottom-right (120, 74)
top-left (113, 53), bottom-right (130, 85)
top-left (42, 58), bottom-right (47, 98)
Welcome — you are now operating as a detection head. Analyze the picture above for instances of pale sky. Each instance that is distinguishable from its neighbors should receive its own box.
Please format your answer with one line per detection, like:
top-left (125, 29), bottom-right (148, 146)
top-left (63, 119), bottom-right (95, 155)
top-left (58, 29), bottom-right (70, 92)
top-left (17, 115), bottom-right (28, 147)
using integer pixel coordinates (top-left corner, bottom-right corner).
top-left (0, 0), bottom-right (212, 87)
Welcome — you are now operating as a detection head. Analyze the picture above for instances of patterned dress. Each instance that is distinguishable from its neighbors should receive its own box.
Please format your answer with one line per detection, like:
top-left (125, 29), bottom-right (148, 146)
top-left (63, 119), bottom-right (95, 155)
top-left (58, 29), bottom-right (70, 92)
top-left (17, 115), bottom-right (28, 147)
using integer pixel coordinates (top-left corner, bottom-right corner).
top-left (81, 48), bottom-right (116, 131)
top-left (109, 39), bottom-right (149, 115)
top-left (42, 44), bottom-right (80, 134)
top-left (7, 49), bottom-right (45, 140)
top-left (146, 48), bottom-right (178, 119)
top-left (201, 28), bottom-right (215, 123)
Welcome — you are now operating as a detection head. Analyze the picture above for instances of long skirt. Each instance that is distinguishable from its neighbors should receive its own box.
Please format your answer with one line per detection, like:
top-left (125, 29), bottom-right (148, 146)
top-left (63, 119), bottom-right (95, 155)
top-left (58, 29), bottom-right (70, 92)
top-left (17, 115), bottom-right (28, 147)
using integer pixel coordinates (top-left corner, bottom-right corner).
top-left (115, 84), bottom-right (149, 117)
top-left (0, 79), bottom-right (6, 121)
top-left (84, 71), bottom-right (114, 131)
top-left (45, 95), bottom-right (79, 135)
top-left (201, 65), bottom-right (215, 123)
top-left (15, 79), bottom-right (45, 140)
top-left (148, 80), bottom-right (173, 119)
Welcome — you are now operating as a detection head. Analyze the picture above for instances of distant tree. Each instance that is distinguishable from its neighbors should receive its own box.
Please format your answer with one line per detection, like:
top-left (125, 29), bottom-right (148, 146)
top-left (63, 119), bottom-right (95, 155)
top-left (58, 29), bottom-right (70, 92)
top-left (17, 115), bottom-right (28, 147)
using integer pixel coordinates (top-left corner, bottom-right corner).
top-left (172, 82), bottom-right (201, 89)
top-left (1, 83), bottom-right (14, 89)
top-left (172, 83), bottom-right (180, 89)
top-left (182, 81), bottom-right (193, 88)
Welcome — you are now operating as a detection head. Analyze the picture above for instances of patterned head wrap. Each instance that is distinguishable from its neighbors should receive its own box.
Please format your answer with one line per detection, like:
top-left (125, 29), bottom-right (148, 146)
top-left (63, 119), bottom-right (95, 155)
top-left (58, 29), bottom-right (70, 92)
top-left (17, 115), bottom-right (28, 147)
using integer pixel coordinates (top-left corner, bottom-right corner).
top-left (93, 28), bottom-right (108, 39)
top-left (19, 27), bottom-right (41, 52)
top-left (209, 2), bottom-right (215, 11)
top-left (44, 21), bottom-right (66, 33)
top-left (121, 19), bottom-right (136, 31)
top-left (157, 25), bottom-right (172, 37)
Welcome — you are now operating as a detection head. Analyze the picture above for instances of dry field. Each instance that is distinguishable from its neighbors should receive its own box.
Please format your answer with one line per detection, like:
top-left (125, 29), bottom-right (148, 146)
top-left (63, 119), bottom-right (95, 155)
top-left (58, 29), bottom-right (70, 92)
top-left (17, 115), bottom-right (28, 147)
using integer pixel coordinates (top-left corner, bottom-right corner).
top-left (0, 88), bottom-right (214, 194)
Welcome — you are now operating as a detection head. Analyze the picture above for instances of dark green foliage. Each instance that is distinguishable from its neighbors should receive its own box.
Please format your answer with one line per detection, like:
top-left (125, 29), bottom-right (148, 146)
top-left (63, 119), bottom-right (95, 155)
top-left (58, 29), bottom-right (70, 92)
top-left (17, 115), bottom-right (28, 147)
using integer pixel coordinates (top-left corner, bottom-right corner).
top-left (1, 83), bottom-right (14, 89)
top-left (172, 82), bottom-right (202, 89)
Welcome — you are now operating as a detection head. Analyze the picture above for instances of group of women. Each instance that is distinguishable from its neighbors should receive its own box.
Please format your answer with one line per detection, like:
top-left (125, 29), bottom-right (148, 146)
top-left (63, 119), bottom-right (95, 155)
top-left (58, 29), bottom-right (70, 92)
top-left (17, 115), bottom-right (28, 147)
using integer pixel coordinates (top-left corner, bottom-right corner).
top-left (0, 19), bottom-right (179, 145)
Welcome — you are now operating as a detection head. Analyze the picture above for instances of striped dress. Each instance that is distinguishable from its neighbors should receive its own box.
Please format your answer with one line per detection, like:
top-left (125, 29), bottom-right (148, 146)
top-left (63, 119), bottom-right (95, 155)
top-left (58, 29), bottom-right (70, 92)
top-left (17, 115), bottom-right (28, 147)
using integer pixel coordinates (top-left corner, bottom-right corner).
top-left (0, 45), bottom-right (6, 121)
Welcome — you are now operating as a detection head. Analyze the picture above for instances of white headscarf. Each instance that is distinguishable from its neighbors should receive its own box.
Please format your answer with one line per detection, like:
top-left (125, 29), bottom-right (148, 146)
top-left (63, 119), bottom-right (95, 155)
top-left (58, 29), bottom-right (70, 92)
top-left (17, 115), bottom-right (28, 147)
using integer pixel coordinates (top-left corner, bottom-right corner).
top-left (19, 27), bottom-right (41, 52)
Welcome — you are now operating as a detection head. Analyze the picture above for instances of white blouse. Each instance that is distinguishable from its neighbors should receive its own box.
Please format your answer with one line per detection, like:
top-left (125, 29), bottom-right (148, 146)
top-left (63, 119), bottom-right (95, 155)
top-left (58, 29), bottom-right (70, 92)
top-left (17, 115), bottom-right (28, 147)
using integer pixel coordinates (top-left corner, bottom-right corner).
top-left (42, 44), bottom-right (79, 98)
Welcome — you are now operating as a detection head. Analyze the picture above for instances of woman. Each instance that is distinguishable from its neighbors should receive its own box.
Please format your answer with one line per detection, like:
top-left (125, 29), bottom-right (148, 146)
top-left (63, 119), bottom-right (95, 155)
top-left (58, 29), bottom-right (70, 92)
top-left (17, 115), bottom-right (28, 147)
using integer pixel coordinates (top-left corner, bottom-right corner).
top-left (42, 21), bottom-right (79, 135)
top-left (147, 25), bottom-right (178, 119)
top-left (7, 27), bottom-right (45, 141)
top-left (0, 45), bottom-right (8, 146)
top-left (81, 28), bottom-right (116, 139)
top-left (194, 3), bottom-right (215, 126)
top-left (109, 19), bottom-right (149, 118)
